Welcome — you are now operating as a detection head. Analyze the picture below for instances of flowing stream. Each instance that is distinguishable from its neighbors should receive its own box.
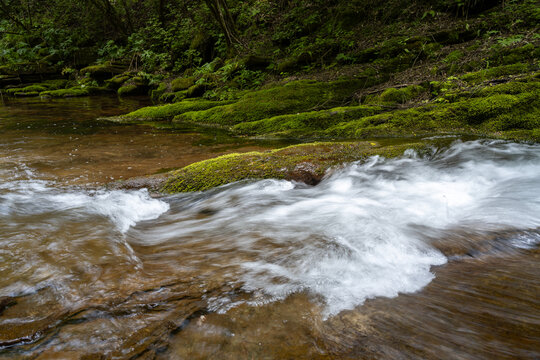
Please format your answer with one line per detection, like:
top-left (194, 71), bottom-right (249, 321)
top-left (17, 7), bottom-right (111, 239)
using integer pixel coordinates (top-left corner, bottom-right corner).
top-left (0, 97), bottom-right (539, 359)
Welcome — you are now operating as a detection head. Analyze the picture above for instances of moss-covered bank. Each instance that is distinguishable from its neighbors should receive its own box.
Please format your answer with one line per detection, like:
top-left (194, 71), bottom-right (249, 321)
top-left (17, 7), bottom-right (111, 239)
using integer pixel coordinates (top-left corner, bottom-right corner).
top-left (101, 99), bottom-right (235, 122)
top-left (173, 79), bottom-right (371, 126)
top-left (161, 141), bottom-right (424, 193)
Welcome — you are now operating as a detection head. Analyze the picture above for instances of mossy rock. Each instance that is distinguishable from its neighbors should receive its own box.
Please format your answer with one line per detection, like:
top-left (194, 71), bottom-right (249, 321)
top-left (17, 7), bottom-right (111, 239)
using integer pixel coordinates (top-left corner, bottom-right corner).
top-left (186, 83), bottom-right (206, 98)
top-left (103, 99), bottom-right (235, 122)
top-left (366, 85), bottom-right (426, 105)
top-left (277, 53), bottom-right (314, 73)
top-left (151, 82), bottom-right (169, 101)
top-left (2, 80), bottom-right (70, 96)
top-left (43, 79), bottom-right (69, 89)
top-left (14, 91), bottom-right (40, 97)
top-left (161, 141), bottom-right (425, 193)
top-left (117, 82), bottom-right (149, 96)
top-left (4, 85), bottom-right (47, 96)
top-left (39, 86), bottom-right (107, 98)
top-left (174, 79), bottom-right (369, 127)
top-left (171, 77), bottom-right (196, 92)
top-left (325, 88), bottom-right (540, 139)
top-left (80, 62), bottom-right (126, 81)
top-left (461, 63), bottom-right (532, 84)
top-left (105, 74), bottom-right (131, 89)
top-left (159, 90), bottom-right (188, 103)
top-left (232, 105), bottom-right (384, 137)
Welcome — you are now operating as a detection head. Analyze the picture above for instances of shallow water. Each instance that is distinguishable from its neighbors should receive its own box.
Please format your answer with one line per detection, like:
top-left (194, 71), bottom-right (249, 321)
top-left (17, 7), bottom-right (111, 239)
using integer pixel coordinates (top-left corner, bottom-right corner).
top-left (0, 97), bottom-right (539, 359)
top-left (0, 96), bottom-right (284, 186)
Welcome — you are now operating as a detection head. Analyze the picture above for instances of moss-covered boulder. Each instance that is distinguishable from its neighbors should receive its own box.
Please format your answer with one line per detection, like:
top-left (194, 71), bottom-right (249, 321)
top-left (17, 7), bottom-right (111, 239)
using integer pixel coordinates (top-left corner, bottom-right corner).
top-left (101, 99), bottom-right (235, 122)
top-left (80, 62), bottom-right (126, 81)
top-left (367, 85), bottom-right (427, 105)
top-left (151, 82), bottom-right (169, 101)
top-left (171, 77), bottom-right (196, 92)
top-left (159, 90), bottom-right (188, 103)
top-left (325, 85), bottom-right (540, 139)
top-left (185, 83), bottom-right (206, 98)
top-left (105, 74), bottom-right (131, 89)
top-left (232, 105), bottom-right (383, 137)
top-left (461, 63), bottom-right (533, 84)
top-left (173, 79), bottom-right (369, 126)
top-left (2, 80), bottom-right (71, 97)
top-left (39, 86), bottom-right (108, 98)
top-left (161, 141), bottom-right (425, 193)
top-left (4, 85), bottom-right (47, 96)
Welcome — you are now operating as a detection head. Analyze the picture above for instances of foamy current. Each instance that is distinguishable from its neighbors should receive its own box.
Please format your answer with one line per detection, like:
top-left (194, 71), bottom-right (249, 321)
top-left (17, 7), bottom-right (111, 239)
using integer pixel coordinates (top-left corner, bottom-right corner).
top-left (133, 139), bottom-right (540, 315)
top-left (1, 140), bottom-right (539, 317)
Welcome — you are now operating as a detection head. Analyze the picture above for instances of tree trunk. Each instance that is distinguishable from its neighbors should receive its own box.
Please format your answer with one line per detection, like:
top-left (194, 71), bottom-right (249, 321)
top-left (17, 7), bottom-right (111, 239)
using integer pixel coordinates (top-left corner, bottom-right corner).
top-left (204, 0), bottom-right (242, 50)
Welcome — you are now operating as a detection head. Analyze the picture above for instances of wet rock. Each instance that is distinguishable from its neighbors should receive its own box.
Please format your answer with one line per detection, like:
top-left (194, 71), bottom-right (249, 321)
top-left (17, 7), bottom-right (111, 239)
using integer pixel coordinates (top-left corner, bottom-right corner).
top-left (0, 296), bottom-right (16, 315)
top-left (107, 174), bottom-right (169, 193)
top-left (289, 162), bottom-right (324, 185)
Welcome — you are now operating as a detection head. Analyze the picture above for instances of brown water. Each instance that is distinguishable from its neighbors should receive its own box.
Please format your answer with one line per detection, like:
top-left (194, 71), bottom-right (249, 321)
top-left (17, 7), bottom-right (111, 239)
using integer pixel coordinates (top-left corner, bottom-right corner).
top-left (0, 97), bottom-right (539, 359)
top-left (0, 96), bottom-right (282, 186)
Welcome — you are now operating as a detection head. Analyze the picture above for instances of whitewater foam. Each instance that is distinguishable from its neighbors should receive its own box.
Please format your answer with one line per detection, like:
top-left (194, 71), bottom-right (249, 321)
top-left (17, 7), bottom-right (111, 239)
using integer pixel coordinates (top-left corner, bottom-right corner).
top-left (0, 181), bottom-right (169, 233)
top-left (144, 140), bottom-right (540, 316)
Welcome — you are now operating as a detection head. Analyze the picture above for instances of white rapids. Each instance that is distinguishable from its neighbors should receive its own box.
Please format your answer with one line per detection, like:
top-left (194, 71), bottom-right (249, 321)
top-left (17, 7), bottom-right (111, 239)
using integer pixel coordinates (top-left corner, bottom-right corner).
top-left (1, 139), bottom-right (540, 316)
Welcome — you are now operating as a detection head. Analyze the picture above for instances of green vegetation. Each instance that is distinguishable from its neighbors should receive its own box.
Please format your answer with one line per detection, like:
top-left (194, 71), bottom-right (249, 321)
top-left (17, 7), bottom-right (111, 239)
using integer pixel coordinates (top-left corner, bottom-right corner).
top-left (40, 86), bottom-right (108, 98)
top-left (174, 79), bottom-right (368, 126)
top-left (103, 99), bottom-right (235, 122)
top-left (325, 89), bottom-right (539, 140)
top-left (232, 105), bottom-right (384, 137)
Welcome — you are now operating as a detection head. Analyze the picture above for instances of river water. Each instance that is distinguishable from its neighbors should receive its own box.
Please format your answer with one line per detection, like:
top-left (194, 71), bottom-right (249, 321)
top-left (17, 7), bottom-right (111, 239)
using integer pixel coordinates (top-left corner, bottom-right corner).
top-left (0, 97), bottom-right (539, 359)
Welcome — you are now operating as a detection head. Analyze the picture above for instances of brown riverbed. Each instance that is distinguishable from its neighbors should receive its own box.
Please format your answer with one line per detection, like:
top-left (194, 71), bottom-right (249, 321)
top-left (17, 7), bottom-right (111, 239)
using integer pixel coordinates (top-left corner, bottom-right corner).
top-left (0, 96), bottom-right (287, 186)
top-left (0, 96), bottom-right (539, 359)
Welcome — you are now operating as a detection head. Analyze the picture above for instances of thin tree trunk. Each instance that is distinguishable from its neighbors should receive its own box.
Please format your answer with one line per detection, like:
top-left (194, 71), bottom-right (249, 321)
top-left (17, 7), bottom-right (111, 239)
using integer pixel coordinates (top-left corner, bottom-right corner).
top-left (204, 0), bottom-right (243, 50)
top-left (120, 0), bottom-right (134, 33)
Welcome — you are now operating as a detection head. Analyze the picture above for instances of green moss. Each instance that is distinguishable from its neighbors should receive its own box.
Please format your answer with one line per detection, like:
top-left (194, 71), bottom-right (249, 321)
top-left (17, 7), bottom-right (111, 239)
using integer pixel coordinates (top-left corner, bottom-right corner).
top-left (42, 79), bottom-right (69, 89)
top-left (107, 99), bottom-right (235, 122)
top-left (174, 79), bottom-right (368, 126)
top-left (367, 85), bottom-right (426, 105)
top-left (14, 91), bottom-right (40, 97)
top-left (461, 63), bottom-right (532, 84)
top-left (0, 62), bottom-right (58, 76)
top-left (39, 86), bottom-right (107, 98)
top-left (21, 85), bottom-right (48, 92)
top-left (106, 74), bottom-right (131, 89)
top-left (475, 79), bottom-right (540, 96)
top-left (151, 82), bottom-right (169, 101)
top-left (171, 77), bottom-right (196, 92)
top-left (232, 105), bottom-right (383, 137)
top-left (161, 141), bottom-right (425, 193)
top-left (117, 84), bottom-right (139, 96)
top-left (159, 90), bottom-right (187, 103)
top-left (491, 43), bottom-right (539, 66)
top-left (3, 80), bottom-right (70, 97)
top-left (186, 83), bottom-right (206, 97)
top-left (325, 90), bottom-right (539, 139)
top-left (4, 85), bottom-right (47, 96)
top-left (443, 50), bottom-right (464, 64)
top-left (80, 62), bottom-right (125, 80)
